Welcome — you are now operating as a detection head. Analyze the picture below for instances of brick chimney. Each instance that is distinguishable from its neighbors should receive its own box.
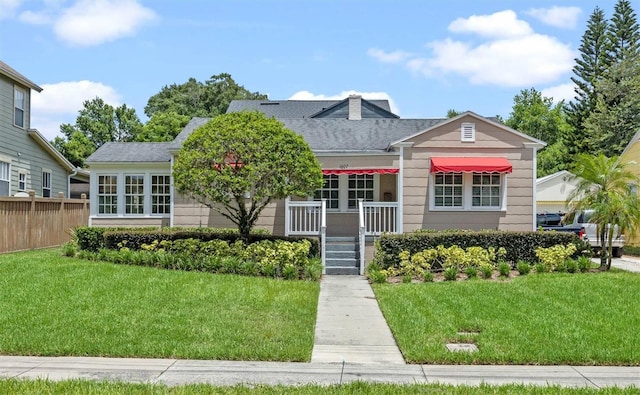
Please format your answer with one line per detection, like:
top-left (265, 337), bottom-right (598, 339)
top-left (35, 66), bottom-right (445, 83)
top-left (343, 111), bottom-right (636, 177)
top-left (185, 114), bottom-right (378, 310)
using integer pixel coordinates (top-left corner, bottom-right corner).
top-left (348, 95), bottom-right (362, 120)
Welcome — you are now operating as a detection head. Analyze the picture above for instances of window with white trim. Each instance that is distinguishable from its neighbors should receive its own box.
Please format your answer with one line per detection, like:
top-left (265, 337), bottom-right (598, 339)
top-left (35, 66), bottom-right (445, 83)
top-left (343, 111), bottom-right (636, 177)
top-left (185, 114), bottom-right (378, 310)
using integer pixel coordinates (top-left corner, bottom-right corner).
top-left (472, 173), bottom-right (501, 207)
top-left (98, 175), bottom-right (118, 214)
top-left (151, 175), bottom-right (171, 214)
top-left (314, 174), bottom-right (339, 209)
top-left (348, 174), bottom-right (374, 209)
top-left (42, 171), bottom-right (51, 197)
top-left (430, 172), bottom-right (506, 211)
top-left (0, 162), bottom-right (9, 196)
top-left (433, 173), bottom-right (463, 207)
top-left (125, 175), bottom-right (144, 214)
top-left (18, 171), bottom-right (27, 191)
top-left (14, 87), bottom-right (25, 128)
top-left (461, 122), bottom-right (475, 142)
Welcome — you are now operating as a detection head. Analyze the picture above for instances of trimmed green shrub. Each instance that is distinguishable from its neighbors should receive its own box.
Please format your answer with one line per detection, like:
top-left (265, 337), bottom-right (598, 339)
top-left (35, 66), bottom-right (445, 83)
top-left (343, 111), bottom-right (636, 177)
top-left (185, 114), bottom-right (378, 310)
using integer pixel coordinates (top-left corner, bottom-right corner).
top-left (498, 261), bottom-right (511, 277)
top-left (61, 241), bottom-right (77, 257)
top-left (566, 258), bottom-right (579, 273)
top-left (464, 266), bottom-right (478, 279)
top-left (516, 261), bottom-right (531, 275)
top-left (374, 230), bottom-right (588, 269)
top-left (577, 256), bottom-right (593, 272)
top-left (480, 265), bottom-right (494, 279)
top-left (443, 267), bottom-right (458, 281)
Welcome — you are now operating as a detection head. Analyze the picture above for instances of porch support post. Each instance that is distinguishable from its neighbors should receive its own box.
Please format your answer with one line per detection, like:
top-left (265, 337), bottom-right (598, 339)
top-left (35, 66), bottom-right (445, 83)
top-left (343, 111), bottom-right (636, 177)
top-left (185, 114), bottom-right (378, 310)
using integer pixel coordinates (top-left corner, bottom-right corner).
top-left (284, 196), bottom-right (291, 236)
top-left (397, 145), bottom-right (404, 233)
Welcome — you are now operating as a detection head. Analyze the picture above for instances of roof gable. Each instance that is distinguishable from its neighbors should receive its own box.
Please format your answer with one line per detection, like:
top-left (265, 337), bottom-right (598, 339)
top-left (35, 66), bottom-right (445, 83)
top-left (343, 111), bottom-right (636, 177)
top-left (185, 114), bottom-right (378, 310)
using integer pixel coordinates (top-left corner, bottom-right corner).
top-left (309, 97), bottom-right (399, 119)
top-left (0, 60), bottom-right (42, 92)
top-left (27, 129), bottom-right (75, 172)
top-left (226, 98), bottom-right (393, 118)
top-left (390, 111), bottom-right (546, 148)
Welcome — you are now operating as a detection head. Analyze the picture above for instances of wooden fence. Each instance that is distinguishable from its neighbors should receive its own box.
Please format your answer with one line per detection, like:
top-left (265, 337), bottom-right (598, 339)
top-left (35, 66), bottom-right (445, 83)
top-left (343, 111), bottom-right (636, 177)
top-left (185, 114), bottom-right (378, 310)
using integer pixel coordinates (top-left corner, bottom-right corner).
top-left (0, 191), bottom-right (89, 253)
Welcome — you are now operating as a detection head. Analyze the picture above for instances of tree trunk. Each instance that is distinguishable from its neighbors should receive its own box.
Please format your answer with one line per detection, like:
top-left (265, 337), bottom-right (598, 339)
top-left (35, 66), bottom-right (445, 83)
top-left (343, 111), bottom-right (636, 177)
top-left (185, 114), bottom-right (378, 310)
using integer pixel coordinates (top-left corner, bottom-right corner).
top-left (599, 227), bottom-right (608, 270)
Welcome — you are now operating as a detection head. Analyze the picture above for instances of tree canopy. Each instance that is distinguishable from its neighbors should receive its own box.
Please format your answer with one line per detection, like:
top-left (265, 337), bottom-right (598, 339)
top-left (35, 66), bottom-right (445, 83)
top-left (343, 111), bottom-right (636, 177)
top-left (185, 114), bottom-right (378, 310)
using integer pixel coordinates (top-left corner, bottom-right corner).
top-left (172, 111), bottom-right (323, 240)
top-left (52, 98), bottom-right (143, 167)
top-left (144, 73), bottom-right (267, 118)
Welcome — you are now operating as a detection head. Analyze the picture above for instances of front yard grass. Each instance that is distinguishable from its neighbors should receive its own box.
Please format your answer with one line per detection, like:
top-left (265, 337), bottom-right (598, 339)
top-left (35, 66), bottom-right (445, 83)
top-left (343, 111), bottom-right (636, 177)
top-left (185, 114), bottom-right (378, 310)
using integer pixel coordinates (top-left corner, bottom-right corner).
top-left (373, 270), bottom-right (640, 365)
top-left (0, 249), bottom-right (319, 361)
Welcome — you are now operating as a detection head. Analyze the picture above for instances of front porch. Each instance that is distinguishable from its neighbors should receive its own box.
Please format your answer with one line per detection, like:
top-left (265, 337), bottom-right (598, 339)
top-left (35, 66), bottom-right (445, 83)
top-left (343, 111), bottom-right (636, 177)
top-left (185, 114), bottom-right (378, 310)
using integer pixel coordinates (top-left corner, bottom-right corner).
top-left (285, 198), bottom-right (400, 275)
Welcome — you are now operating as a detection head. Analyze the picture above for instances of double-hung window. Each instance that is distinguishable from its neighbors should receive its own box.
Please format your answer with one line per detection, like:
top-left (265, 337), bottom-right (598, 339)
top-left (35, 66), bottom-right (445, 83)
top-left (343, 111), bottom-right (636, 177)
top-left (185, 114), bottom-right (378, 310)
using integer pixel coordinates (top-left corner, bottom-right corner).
top-left (151, 175), bottom-right (171, 214)
top-left (42, 171), bottom-right (51, 197)
top-left (0, 162), bottom-right (9, 196)
top-left (14, 87), bottom-right (25, 128)
top-left (98, 175), bottom-right (118, 214)
top-left (125, 175), bottom-right (144, 214)
top-left (431, 172), bottom-right (505, 211)
top-left (314, 174), bottom-right (339, 209)
top-left (18, 171), bottom-right (27, 191)
top-left (347, 174), bottom-right (374, 209)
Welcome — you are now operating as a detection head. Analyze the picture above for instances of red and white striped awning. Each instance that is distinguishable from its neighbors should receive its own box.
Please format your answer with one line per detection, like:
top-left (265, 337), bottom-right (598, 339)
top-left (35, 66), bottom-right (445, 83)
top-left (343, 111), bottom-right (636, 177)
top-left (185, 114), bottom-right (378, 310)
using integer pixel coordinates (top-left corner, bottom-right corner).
top-left (429, 157), bottom-right (512, 173)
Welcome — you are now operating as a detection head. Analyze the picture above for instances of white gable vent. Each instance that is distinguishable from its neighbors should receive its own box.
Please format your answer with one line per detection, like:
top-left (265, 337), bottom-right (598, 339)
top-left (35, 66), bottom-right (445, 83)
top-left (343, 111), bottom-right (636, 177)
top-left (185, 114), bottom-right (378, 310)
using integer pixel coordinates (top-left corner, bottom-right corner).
top-left (461, 122), bottom-right (475, 142)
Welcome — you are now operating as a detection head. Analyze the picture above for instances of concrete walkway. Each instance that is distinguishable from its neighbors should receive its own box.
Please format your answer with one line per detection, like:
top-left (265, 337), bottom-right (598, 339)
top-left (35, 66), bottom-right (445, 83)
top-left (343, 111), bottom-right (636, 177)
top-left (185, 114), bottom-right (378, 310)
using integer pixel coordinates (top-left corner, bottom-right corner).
top-left (311, 275), bottom-right (404, 364)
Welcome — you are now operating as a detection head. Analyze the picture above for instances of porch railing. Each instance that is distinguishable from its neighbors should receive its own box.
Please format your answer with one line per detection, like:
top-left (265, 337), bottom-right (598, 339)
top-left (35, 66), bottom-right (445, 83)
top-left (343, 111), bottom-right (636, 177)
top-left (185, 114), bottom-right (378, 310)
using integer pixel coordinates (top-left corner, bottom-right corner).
top-left (361, 201), bottom-right (399, 235)
top-left (285, 198), bottom-right (327, 273)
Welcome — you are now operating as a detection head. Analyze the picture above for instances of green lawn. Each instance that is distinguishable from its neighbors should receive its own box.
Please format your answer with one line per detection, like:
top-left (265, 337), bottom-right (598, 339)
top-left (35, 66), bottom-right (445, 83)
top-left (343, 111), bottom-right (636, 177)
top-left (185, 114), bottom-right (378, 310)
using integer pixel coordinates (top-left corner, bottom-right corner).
top-left (0, 249), bottom-right (319, 361)
top-left (373, 271), bottom-right (640, 365)
top-left (1, 379), bottom-right (637, 394)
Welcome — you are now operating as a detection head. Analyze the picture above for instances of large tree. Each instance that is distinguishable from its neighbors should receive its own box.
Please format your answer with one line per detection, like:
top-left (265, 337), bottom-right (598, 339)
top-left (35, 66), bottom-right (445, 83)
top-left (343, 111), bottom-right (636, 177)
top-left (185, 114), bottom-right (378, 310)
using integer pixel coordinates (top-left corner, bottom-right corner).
top-left (172, 111), bottom-right (323, 240)
top-left (584, 56), bottom-right (640, 157)
top-left (567, 154), bottom-right (640, 270)
top-left (145, 73), bottom-right (267, 118)
top-left (135, 111), bottom-right (190, 142)
top-left (52, 98), bottom-right (143, 167)
top-left (566, 7), bottom-right (611, 156)
top-left (607, 0), bottom-right (640, 64)
top-left (505, 88), bottom-right (572, 176)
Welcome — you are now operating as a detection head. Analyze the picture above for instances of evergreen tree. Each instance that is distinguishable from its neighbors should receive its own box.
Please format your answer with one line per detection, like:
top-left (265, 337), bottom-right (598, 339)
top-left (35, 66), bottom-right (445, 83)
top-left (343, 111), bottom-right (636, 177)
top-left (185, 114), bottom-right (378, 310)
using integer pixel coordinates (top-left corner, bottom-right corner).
top-left (566, 7), bottom-right (610, 156)
top-left (607, 0), bottom-right (640, 64)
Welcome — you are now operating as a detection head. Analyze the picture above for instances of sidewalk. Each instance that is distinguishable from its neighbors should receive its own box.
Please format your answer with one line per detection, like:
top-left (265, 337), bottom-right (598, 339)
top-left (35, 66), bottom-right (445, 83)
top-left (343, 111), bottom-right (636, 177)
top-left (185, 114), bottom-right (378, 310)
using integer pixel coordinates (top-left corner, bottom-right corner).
top-left (1, 274), bottom-right (639, 388)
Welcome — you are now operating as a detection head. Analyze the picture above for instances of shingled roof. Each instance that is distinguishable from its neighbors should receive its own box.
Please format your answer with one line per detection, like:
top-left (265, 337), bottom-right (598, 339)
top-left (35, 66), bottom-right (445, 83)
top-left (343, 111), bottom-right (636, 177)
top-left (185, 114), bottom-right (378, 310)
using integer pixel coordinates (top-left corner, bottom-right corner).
top-left (227, 98), bottom-right (393, 118)
top-left (0, 60), bottom-right (42, 92)
top-left (86, 142), bottom-right (173, 163)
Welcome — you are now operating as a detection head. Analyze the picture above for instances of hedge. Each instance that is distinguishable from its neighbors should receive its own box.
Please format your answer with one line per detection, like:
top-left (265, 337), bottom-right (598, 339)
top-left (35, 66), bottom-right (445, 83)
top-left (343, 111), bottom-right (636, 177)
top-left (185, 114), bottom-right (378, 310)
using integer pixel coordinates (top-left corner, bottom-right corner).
top-left (74, 227), bottom-right (319, 257)
top-left (374, 230), bottom-right (589, 268)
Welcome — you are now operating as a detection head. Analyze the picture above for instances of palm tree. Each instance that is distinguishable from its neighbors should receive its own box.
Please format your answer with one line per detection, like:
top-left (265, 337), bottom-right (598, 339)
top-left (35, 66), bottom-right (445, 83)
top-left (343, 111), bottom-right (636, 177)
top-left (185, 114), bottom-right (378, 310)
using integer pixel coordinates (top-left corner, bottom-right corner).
top-left (567, 153), bottom-right (640, 270)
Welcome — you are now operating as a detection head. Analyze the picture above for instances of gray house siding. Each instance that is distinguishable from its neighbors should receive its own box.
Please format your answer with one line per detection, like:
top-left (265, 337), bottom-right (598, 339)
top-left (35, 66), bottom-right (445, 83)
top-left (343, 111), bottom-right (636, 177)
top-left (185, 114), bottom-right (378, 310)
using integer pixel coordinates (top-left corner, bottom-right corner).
top-left (0, 68), bottom-right (72, 197)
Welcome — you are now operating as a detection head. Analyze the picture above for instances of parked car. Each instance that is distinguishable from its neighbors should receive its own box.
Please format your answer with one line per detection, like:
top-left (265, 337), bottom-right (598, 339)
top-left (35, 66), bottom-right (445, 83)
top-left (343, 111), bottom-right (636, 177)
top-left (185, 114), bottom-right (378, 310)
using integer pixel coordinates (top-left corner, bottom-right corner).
top-left (563, 210), bottom-right (624, 258)
top-left (536, 212), bottom-right (564, 227)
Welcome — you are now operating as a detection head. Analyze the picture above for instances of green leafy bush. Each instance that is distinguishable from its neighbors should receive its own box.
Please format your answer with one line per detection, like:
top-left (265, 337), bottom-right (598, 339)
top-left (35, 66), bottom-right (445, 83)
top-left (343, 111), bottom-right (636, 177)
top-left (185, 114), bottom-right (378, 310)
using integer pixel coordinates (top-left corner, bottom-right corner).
top-left (443, 267), bottom-right (458, 281)
top-left (535, 244), bottom-right (577, 272)
top-left (577, 256), bottom-right (593, 272)
top-left (61, 241), bottom-right (77, 257)
top-left (374, 230), bottom-right (588, 269)
top-left (498, 261), bottom-right (511, 277)
top-left (464, 266), bottom-right (478, 279)
top-left (516, 261), bottom-right (531, 275)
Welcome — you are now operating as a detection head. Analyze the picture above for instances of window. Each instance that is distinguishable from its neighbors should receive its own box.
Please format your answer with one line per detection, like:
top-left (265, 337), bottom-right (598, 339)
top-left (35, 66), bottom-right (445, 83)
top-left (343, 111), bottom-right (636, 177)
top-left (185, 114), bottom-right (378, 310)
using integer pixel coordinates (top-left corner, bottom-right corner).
top-left (98, 175), bottom-right (118, 214)
top-left (472, 173), bottom-right (501, 207)
top-left (431, 172), bottom-right (506, 211)
top-left (14, 87), bottom-right (25, 128)
top-left (314, 174), bottom-right (339, 209)
top-left (151, 175), bottom-right (171, 214)
top-left (348, 174), bottom-right (374, 209)
top-left (0, 162), bottom-right (9, 196)
top-left (42, 171), bottom-right (51, 198)
top-left (18, 171), bottom-right (27, 191)
top-left (125, 175), bottom-right (144, 214)
top-left (461, 122), bottom-right (475, 142)
top-left (434, 173), bottom-right (463, 207)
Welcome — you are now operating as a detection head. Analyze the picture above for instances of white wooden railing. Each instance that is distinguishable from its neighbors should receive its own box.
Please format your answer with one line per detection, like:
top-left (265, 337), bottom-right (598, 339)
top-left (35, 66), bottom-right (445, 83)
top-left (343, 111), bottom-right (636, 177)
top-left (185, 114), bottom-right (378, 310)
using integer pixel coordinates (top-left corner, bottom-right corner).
top-left (358, 201), bottom-right (366, 275)
top-left (361, 202), bottom-right (399, 235)
top-left (285, 198), bottom-right (327, 273)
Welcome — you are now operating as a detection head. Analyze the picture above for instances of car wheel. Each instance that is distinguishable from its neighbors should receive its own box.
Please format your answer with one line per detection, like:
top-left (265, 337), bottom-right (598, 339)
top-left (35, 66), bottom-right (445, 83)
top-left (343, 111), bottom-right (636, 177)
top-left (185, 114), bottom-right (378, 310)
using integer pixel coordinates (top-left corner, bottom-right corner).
top-left (613, 247), bottom-right (624, 258)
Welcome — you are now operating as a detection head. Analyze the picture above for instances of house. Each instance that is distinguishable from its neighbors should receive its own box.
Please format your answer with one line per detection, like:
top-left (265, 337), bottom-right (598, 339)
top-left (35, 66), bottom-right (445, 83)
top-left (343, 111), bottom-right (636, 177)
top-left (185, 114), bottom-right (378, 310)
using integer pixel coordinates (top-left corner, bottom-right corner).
top-left (0, 60), bottom-right (82, 198)
top-left (536, 170), bottom-right (577, 214)
top-left (86, 95), bottom-right (545, 273)
top-left (619, 130), bottom-right (640, 247)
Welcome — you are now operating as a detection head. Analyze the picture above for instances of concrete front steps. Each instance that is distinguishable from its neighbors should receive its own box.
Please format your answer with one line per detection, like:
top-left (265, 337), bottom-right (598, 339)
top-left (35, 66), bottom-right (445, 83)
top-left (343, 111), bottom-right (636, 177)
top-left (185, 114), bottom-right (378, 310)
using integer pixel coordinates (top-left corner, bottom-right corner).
top-left (324, 237), bottom-right (360, 275)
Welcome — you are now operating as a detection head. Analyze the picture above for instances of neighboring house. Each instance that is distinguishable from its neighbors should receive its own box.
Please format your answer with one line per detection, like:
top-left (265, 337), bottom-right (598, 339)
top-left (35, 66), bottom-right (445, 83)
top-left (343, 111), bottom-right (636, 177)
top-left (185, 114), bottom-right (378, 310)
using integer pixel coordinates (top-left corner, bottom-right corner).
top-left (536, 170), bottom-right (577, 214)
top-left (86, 95), bottom-right (545, 273)
top-left (0, 60), bottom-right (80, 198)
top-left (619, 130), bottom-right (640, 247)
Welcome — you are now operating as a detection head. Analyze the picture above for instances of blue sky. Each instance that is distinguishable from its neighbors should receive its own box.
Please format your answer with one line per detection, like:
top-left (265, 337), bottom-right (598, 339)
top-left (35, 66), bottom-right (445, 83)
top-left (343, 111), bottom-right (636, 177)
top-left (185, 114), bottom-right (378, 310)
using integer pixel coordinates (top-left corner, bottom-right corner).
top-left (0, 0), bottom-right (624, 140)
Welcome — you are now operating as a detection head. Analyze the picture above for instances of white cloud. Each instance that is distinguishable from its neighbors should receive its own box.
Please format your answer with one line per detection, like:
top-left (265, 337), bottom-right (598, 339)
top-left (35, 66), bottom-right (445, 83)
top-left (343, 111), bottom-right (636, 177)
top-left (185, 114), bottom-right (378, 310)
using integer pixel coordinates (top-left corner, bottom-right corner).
top-left (527, 6), bottom-right (582, 29)
top-left (369, 10), bottom-right (576, 88)
top-left (449, 10), bottom-right (533, 38)
top-left (54, 0), bottom-right (157, 46)
top-left (18, 9), bottom-right (52, 25)
top-left (31, 80), bottom-right (122, 140)
top-left (0, 0), bottom-right (22, 19)
top-left (367, 48), bottom-right (414, 64)
top-left (289, 90), bottom-right (400, 115)
top-left (542, 82), bottom-right (576, 104)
